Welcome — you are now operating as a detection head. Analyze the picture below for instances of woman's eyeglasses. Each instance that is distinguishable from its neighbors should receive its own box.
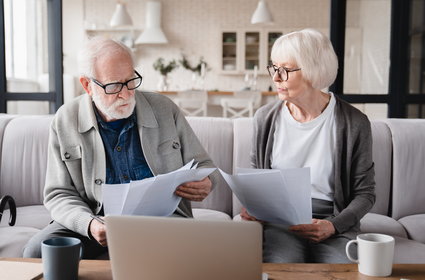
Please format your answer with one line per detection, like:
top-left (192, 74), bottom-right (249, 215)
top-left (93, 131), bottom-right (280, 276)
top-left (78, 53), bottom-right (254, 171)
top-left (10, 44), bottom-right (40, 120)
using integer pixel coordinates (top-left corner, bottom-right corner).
top-left (267, 65), bottom-right (301, 81)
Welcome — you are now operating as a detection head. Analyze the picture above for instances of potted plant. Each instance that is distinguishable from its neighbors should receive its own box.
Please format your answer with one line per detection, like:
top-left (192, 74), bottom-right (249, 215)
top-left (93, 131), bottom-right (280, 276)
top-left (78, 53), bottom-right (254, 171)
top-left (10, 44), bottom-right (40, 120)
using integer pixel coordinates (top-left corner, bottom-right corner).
top-left (179, 55), bottom-right (209, 89)
top-left (153, 58), bottom-right (178, 91)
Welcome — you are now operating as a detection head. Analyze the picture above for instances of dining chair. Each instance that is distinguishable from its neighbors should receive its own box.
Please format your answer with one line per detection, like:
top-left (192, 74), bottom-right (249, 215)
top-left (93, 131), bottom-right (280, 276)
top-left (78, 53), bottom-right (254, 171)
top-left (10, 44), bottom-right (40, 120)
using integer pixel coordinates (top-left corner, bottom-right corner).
top-left (174, 90), bottom-right (208, 117)
top-left (220, 91), bottom-right (261, 118)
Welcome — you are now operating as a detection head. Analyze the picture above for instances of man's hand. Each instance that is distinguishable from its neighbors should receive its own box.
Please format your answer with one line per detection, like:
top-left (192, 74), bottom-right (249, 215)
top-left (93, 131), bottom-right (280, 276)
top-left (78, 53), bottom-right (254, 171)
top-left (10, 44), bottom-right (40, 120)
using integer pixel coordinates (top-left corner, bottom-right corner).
top-left (89, 218), bottom-right (107, 247)
top-left (289, 218), bottom-right (335, 242)
top-left (240, 207), bottom-right (262, 223)
top-left (175, 177), bottom-right (212, 202)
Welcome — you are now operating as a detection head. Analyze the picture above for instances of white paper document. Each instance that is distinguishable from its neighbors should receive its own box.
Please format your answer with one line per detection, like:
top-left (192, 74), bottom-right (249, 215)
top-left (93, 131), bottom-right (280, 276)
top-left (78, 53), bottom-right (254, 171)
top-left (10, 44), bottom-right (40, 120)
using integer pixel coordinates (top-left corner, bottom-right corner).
top-left (103, 160), bottom-right (216, 217)
top-left (220, 167), bottom-right (312, 226)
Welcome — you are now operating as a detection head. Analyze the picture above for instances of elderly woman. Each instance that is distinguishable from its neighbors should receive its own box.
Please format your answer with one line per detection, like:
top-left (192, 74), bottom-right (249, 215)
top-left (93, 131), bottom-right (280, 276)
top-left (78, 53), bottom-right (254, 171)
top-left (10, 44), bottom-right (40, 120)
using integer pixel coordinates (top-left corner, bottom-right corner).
top-left (241, 28), bottom-right (375, 263)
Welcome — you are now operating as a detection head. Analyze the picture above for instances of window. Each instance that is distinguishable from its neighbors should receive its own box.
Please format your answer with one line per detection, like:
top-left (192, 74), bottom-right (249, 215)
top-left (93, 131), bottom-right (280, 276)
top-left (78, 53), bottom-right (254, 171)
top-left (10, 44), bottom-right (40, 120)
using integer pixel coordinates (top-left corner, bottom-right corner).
top-left (0, 0), bottom-right (63, 114)
top-left (331, 0), bottom-right (425, 118)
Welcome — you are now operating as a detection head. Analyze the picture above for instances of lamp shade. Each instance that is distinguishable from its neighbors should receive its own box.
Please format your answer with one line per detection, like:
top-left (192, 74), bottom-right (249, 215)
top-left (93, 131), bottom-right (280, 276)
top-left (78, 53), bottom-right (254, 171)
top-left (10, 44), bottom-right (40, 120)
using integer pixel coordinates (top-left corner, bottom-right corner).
top-left (135, 1), bottom-right (168, 44)
top-left (251, 0), bottom-right (273, 24)
top-left (110, 3), bottom-right (133, 27)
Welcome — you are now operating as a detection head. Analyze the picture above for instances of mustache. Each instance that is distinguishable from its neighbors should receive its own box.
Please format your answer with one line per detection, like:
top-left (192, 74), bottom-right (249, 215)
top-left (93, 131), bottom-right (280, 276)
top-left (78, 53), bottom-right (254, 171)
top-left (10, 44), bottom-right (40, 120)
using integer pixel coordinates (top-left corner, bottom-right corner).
top-left (110, 96), bottom-right (135, 108)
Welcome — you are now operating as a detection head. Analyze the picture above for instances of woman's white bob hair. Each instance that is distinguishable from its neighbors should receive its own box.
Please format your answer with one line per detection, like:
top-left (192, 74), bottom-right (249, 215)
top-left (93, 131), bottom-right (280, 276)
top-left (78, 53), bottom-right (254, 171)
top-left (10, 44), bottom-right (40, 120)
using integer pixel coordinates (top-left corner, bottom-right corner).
top-left (271, 28), bottom-right (338, 90)
top-left (78, 36), bottom-right (135, 78)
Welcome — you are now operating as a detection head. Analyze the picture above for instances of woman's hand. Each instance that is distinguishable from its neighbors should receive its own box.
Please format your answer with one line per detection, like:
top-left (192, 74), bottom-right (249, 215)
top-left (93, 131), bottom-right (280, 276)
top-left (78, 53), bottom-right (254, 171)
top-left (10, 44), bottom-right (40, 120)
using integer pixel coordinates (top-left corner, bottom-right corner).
top-left (289, 219), bottom-right (335, 242)
top-left (240, 207), bottom-right (262, 222)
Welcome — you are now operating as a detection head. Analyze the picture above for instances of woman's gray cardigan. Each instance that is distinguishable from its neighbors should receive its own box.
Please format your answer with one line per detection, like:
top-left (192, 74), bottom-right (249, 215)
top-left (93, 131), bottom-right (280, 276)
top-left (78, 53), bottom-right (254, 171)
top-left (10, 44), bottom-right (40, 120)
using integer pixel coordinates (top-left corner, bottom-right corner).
top-left (251, 95), bottom-right (376, 238)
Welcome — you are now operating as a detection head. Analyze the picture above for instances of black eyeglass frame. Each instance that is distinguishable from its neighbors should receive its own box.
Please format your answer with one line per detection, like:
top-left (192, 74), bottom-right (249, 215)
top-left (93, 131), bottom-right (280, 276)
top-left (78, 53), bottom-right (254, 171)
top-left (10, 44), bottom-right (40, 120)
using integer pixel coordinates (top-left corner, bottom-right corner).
top-left (267, 65), bottom-right (301, 81)
top-left (91, 70), bottom-right (143, 95)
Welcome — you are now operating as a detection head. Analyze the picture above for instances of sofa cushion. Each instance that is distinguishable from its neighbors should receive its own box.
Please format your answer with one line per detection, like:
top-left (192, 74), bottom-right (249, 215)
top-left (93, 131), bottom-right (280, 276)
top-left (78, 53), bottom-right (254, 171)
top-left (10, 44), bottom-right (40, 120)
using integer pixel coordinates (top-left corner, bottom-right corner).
top-left (232, 118), bottom-right (253, 216)
top-left (398, 214), bottom-right (425, 243)
top-left (0, 226), bottom-right (40, 257)
top-left (0, 115), bottom-right (53, 207)
top-left (0, 205), bottom-right (51, 229)
top-left (393, 236), bottom-right (425, 263)
top-left (360, 213), bottom-right (407, 238)
top-left (385, 119), bottom-right (425, 220)
top-left (369, 121), bottom-right (392, 215)
top-left (0, 114), bottom-right (16, 177)
top-left (187, 117), bottom-right (233, 215)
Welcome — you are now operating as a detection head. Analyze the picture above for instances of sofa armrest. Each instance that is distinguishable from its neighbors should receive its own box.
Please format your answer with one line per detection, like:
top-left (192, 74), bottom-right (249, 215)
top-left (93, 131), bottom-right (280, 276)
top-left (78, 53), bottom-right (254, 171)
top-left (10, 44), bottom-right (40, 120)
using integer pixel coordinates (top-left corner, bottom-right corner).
top-left (360, 213), bottom-right (407, 238)
top-left (0, 195), bottom-right (16, 226)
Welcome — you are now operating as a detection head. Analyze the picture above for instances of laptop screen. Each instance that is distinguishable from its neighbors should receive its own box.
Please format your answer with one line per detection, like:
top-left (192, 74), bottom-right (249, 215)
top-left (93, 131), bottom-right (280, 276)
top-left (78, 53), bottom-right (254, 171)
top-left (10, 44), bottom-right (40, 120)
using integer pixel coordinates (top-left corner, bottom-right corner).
top-left (106, 216), bottom-right (263, 280)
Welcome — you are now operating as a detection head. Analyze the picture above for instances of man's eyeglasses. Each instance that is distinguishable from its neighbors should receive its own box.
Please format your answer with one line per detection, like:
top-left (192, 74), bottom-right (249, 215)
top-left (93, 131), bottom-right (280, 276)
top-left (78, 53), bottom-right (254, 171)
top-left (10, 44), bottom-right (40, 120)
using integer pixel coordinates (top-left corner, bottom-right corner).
top-left (267, 65), bottom-right (301, 81)
top-left (91, 70), bottom-right (142, 95)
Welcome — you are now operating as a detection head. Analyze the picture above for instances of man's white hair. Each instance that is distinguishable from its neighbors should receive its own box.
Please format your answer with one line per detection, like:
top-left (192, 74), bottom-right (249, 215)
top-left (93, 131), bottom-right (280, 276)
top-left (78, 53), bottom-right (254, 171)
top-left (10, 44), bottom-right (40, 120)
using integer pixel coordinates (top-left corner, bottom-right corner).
top-left (78, 36), bottom-right (135, 78)
top-left (271, 28), bottom-right (338, 90)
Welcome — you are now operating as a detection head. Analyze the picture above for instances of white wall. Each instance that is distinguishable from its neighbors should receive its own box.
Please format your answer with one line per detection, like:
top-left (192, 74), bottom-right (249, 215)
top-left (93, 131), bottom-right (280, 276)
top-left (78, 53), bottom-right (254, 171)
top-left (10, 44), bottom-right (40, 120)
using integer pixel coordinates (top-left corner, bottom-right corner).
top-left (64, 0), bottom-right (330, 93)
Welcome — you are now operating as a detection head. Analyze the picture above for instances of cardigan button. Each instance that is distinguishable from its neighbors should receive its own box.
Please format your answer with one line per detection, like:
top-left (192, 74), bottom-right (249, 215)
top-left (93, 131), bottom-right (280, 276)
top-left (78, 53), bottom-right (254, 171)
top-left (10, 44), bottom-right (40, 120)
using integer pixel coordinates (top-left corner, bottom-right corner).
top-left (95, 179), bottom-right (103, 185)
top-left (172, 141), bottom-right (180, 149)
top-left (64, 152), bottom-right (71, 159)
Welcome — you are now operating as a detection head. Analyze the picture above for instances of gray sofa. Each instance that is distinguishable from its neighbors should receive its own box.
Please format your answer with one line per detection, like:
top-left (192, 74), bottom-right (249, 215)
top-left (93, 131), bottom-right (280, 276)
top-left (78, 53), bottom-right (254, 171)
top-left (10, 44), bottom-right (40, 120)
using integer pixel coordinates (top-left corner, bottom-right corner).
top-left (0, 113), bottom-right (424, 263)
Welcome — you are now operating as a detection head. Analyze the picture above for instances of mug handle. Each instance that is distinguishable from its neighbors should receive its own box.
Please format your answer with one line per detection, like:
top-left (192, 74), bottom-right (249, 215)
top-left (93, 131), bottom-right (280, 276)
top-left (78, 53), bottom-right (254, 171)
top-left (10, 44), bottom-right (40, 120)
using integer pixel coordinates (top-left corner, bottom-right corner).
top-left (345, 240), bottom-right (359, 263)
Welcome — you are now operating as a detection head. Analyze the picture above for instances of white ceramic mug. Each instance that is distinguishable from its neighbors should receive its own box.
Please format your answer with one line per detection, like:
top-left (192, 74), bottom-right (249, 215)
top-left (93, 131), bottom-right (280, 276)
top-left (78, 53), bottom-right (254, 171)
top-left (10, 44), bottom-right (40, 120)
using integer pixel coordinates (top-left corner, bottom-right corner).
top-left (346, 233), bottom-right (395, 277)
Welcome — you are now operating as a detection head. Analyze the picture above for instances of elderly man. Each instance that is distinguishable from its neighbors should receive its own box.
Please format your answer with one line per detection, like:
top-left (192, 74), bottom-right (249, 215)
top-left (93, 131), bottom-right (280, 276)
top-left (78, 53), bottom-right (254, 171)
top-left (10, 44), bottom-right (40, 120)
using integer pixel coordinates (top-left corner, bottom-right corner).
top-left (23, 37), bottom-right (217, 258)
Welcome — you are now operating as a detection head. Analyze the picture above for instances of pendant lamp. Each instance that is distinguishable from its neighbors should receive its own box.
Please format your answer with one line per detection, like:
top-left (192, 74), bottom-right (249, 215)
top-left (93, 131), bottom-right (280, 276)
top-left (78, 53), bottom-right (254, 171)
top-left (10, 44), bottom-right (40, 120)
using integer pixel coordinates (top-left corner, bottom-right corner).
top-left (251, 0), bottom-right (273, 24)
top-left (110, 1), bottom-right (133, 27)
top-left (135, 1), bottom-right (168, 44)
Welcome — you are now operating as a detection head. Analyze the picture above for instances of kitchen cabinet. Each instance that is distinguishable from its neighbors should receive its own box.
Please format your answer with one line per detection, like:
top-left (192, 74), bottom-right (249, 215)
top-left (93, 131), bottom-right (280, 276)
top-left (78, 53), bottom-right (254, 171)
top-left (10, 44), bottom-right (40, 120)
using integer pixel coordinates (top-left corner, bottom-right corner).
top-left (221, 30), bottom-right (283, 75)
top-left (221, 32), bottom-right (239, 73)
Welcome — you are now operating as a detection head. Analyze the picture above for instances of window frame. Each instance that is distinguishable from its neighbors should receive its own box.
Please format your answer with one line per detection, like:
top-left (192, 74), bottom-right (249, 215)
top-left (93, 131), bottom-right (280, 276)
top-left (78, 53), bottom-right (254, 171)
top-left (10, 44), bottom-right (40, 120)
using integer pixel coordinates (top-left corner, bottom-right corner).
top-left (330, 0), bottom-right (425, 118)
top-left (0, 0), bottom-right (63, 113)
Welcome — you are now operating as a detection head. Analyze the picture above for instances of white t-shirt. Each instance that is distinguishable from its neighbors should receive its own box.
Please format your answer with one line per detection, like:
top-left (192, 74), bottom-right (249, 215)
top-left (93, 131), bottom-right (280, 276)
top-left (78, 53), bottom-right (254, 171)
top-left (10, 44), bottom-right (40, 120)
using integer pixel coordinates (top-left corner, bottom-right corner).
top-left (271, 93), bottom-right (336, 201)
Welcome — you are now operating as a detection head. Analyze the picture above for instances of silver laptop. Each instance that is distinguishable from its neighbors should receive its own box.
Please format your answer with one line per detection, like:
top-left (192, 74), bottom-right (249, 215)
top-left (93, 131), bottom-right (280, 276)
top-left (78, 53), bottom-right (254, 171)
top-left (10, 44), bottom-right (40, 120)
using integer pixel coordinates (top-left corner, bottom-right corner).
top-left (105, 215), bottom-right (263, 280)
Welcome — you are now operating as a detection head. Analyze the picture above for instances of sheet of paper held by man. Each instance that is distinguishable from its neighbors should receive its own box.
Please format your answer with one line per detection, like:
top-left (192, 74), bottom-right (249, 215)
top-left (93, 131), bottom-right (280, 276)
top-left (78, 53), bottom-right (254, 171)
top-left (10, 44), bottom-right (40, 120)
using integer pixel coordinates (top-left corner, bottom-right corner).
top-left (102, 159), bottom-right (215, 217)
top-left (220, 167), bottom-right (312, 226)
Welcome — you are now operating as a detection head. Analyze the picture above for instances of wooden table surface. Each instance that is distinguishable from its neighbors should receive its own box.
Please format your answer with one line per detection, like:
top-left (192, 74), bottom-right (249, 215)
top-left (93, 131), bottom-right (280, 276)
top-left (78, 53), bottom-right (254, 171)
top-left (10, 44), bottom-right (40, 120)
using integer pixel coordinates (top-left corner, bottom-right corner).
top-left (263, 263), bottom-right (425, 280)
top-left (2, 258), bottom-right (425, 280)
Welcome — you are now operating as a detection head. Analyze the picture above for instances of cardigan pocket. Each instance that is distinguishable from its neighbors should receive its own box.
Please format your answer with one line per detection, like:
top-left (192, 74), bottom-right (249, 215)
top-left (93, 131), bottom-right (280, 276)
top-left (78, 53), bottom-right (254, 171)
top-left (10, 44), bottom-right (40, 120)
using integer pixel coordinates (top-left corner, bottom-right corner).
top-left (60, 145), bottom-right (82, 161)
top-left (158, 137), bottom-right (181, 155)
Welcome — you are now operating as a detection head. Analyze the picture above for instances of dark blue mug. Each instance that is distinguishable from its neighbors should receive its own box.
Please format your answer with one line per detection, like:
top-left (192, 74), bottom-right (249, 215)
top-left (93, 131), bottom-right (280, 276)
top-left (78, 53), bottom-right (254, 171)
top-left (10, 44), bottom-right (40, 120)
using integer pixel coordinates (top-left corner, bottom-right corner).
top-left (41, 237), bottom-right (82, 280)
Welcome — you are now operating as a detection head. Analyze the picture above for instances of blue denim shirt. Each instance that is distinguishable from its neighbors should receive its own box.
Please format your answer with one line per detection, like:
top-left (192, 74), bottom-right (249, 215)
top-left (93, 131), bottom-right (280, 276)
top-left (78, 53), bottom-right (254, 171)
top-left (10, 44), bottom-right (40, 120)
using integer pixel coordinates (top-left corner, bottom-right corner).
top-left (95, 108), bottom-right (153, 184)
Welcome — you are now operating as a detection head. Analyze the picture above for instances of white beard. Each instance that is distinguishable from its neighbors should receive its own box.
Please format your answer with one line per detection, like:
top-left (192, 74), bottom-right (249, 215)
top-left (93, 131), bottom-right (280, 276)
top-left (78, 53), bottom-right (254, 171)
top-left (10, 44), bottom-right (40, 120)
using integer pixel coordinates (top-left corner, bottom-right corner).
top-left (91, 89), bottom-right (136, 121)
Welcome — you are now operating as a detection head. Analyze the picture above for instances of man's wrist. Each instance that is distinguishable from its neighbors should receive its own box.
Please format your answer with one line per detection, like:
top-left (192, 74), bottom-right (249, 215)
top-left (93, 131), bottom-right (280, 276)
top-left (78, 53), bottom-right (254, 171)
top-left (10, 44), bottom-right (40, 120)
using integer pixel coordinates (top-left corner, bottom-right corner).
top-left (87, 218), bottom-right (95, 240)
